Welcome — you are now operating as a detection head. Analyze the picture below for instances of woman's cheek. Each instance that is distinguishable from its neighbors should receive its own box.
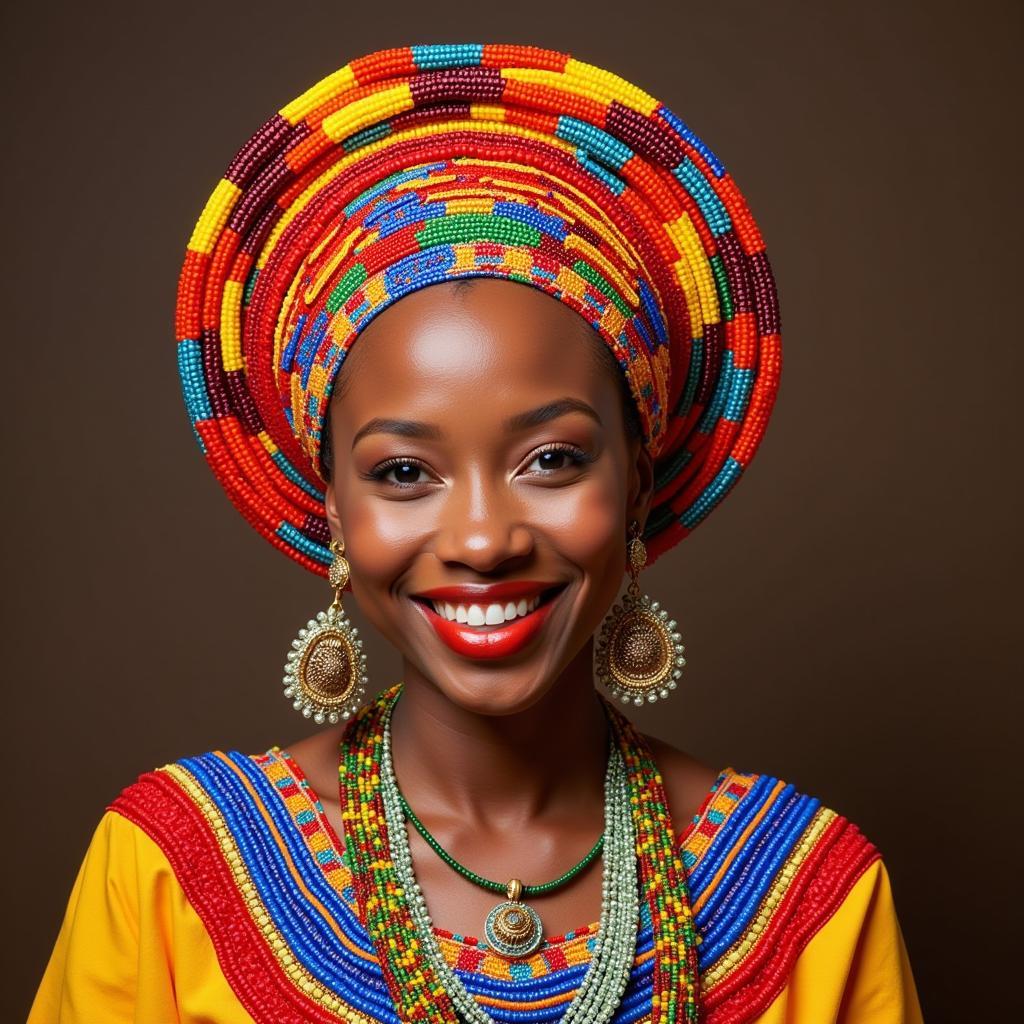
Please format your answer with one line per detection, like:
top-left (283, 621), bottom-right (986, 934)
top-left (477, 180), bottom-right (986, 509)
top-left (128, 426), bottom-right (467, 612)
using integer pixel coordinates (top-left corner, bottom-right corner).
top-left (339, 495), bottom-right (428, 627)
top-left (536, 474), bottom-right (625, 565)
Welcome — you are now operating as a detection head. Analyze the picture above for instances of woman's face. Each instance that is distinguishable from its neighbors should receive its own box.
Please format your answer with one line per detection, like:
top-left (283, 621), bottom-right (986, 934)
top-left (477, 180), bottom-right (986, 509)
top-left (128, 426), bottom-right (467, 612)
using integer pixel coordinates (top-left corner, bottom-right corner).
top-left (324, 278), bottom-right (654, 716)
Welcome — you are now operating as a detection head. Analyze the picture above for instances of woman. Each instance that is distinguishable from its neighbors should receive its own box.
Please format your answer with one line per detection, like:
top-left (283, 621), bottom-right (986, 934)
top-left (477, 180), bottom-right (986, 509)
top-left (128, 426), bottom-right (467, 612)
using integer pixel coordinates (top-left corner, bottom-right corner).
top-left (29, 43), bottom-right (923, 1023)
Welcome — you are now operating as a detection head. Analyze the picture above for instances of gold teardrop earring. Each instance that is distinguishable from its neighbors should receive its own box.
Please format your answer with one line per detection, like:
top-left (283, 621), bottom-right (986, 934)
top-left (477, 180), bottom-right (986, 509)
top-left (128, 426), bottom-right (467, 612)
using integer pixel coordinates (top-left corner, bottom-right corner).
top-left (282, 539), bottom-right (368, 725)
top-left (595, 519), bottom-right (686, 706)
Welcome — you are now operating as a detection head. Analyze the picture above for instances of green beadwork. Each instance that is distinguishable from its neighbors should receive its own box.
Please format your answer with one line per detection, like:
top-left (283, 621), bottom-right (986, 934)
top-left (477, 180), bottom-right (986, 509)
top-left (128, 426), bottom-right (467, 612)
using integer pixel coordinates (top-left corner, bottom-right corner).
top-left (396, 788), bottom-right (604, 897)
top-left (379, 697), bottom-right (640, 1024)
top-left (339, 683), bottom-right (703, 1024)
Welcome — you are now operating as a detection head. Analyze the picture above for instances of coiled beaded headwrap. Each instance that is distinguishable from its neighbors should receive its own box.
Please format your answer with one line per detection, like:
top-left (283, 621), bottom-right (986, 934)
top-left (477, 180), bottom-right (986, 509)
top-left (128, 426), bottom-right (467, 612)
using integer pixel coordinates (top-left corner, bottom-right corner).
top-left (175, 43), bottom-right (782, 575)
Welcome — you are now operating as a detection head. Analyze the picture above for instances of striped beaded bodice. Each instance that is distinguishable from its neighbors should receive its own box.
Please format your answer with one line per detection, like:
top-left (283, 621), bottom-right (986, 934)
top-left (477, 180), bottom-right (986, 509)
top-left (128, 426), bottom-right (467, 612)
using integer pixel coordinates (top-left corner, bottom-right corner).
top-left (110, 745), bottom-right (878, 1024)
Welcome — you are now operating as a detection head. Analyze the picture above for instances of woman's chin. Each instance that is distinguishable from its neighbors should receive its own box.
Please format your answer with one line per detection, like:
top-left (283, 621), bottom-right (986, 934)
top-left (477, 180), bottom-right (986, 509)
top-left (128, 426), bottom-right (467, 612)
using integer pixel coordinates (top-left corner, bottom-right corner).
top-left (436, 667), bottom-right (557, 716)
top-left (423, 666), bottom-right (564, 718)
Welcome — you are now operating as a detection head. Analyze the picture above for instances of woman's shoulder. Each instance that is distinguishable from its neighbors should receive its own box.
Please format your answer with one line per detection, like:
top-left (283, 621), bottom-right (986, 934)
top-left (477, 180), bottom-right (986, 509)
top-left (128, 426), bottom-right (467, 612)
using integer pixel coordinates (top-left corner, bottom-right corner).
top-left (645, 733), bottom-right (881, 862)
top-left (645, 734), bottom-right (884, 937)
top-left (645, 736), bottom-right (898, 1018)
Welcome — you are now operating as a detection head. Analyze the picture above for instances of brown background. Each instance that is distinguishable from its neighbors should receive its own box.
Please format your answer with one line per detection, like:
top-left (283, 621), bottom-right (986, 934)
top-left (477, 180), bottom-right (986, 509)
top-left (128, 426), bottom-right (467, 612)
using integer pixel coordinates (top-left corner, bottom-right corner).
top-left (3, 1), bottom-right (1020, 1020)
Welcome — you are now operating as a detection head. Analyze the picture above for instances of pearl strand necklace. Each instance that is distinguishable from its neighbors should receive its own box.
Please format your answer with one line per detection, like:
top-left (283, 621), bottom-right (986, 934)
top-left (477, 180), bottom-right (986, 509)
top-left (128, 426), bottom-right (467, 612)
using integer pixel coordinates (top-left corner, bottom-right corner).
top-left (378, 703), bottom-right (640, 1024)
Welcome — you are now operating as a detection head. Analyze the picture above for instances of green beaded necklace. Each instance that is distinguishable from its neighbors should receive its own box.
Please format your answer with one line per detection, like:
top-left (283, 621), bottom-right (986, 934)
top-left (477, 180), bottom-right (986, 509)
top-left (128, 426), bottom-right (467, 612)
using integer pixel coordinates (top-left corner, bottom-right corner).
top-left (343, 683), bottom-right (702, 1023)
top-left (395, 786), bottom-right (604, 956)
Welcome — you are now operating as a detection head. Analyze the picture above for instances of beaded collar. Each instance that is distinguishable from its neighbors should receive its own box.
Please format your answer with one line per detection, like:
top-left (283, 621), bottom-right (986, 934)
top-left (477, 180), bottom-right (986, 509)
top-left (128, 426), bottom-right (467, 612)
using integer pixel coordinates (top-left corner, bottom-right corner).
top-left (109, 695), bottom-right (881, 1023)
top-left (340, 683), bottom-right (701, 1023)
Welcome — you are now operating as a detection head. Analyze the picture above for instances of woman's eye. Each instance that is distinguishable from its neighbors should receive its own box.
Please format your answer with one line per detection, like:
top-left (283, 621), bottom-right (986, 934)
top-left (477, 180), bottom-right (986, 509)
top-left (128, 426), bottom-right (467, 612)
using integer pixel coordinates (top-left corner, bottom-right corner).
top-left (369, 459), bottom-right (430, 488)
top-left (525, 445), bottom-right (593, 474)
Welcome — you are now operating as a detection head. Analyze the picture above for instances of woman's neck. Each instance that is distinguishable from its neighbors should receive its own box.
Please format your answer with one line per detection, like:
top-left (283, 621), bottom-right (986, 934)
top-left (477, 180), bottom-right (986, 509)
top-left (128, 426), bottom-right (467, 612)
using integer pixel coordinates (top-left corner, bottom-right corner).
top-left (389, 640), bottom-right (610, 826)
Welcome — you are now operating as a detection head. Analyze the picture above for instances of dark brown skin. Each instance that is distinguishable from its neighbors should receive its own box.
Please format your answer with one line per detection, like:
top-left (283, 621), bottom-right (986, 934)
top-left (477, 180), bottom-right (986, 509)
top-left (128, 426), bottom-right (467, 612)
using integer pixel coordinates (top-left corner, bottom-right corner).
top-left (286, 278), bottom-right (719, 939)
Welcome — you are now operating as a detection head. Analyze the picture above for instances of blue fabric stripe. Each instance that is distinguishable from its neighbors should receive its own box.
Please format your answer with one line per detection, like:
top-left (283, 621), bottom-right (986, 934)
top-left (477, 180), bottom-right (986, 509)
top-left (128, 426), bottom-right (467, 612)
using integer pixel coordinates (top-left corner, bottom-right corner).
top-left (687, 775), bottom-right (779, 895)
top-left (696, 787), bottom-right (802, 930)
top-left (169, 752), bottom-right (829, 1021)
top-left (383, 246), bottom-right (459, 293)
top-left (617, 951), bottom-right (657, 1024)
top-left (633, 313), bottom-right (656, 354)
top-left (461, 964), bottom-right (590, 1019)
top-left (698, 795), bottom-right (821, 968)
top-left (180, 756), bottom-right (357, 945)
top-left (221, 755), bottom-right (370, 942)
top-left (177, 754), bottom-right (398, 1020)
top-left (362, 190), bottom-right (420, 228)
top-left (455, 925), bottom-right (655, 1023)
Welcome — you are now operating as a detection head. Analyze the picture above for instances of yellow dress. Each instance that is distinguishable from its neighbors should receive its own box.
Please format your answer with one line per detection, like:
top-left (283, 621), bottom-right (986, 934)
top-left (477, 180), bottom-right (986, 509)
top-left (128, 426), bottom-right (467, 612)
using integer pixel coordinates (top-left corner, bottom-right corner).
top-left (29, 751), bottom-right (924, 1024)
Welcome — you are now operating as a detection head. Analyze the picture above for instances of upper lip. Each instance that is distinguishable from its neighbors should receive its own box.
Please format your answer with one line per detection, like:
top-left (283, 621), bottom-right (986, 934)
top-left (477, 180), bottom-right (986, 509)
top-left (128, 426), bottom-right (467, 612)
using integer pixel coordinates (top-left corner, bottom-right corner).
top-left (412, 580), bottom-right (566, 603)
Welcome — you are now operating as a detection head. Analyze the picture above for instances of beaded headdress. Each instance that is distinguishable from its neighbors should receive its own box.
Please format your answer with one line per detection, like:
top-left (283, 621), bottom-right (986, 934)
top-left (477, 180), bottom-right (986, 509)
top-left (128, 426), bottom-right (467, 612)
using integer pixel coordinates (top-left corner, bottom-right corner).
top-left (175, 43), bottom-right (782, 575)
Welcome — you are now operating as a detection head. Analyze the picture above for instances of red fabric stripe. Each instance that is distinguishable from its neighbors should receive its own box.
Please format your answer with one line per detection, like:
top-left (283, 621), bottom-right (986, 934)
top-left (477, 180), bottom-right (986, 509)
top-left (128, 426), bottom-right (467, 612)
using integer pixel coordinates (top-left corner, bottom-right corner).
top-left (109, 772), bottom-right (343, 1024)
top-left (703, 816), bottom-right (880, 1022)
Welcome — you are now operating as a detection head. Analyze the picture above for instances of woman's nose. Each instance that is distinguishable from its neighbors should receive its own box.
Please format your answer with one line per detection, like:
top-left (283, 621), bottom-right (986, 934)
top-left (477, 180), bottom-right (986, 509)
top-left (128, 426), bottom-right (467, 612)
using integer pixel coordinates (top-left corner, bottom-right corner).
top-left (432, 473), bottom-right (534, 572)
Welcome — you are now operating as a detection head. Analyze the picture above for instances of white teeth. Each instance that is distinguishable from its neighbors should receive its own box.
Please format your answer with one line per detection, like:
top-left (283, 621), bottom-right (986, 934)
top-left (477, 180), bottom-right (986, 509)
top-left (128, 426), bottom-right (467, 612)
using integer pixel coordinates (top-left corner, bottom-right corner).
top-left (429, 592), bottom-right (549, 626)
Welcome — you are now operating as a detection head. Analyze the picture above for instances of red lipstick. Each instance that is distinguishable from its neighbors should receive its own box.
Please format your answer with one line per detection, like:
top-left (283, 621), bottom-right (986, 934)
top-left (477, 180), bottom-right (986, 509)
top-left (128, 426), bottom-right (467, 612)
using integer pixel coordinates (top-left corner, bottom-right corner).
top-left (410, 581), bottom-right (567, 660)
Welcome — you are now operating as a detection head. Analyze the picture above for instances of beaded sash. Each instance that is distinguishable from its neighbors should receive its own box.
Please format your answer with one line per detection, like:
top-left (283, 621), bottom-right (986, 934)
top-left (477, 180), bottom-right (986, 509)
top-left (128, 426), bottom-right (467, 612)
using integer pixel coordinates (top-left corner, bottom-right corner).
top-left (110, 720), bottom-right (878, 1024)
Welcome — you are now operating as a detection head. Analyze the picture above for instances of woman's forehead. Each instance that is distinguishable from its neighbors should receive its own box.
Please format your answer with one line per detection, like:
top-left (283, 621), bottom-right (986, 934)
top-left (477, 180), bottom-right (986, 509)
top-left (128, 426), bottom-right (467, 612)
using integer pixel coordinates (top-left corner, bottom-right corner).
top-left (333, 280), bottom-right (614, 417)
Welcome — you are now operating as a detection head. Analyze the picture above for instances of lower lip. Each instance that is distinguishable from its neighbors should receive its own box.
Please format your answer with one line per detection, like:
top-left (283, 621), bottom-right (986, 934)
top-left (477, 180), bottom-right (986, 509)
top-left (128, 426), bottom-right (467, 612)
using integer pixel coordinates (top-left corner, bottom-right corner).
top-left (412, 590), bottom-right (564, 660)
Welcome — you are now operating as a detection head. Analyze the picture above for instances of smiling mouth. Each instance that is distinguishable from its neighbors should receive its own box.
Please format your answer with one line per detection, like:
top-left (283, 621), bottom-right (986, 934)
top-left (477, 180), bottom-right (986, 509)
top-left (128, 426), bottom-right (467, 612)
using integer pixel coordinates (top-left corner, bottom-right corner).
top-left (411, 584), bottom-right (567, 630)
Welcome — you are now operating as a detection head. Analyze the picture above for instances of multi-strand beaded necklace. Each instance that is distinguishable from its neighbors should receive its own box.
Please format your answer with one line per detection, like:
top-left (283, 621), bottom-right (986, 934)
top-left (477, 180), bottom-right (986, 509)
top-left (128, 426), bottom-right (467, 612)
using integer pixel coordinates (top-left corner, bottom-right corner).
top-left (339, 683), bottom-right (702, 1023)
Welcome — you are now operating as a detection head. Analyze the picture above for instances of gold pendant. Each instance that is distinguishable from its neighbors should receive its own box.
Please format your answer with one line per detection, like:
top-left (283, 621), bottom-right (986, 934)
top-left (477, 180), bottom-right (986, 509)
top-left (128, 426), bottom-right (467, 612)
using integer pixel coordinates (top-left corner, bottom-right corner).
top-left (483, 878), bottom-right (544, 959)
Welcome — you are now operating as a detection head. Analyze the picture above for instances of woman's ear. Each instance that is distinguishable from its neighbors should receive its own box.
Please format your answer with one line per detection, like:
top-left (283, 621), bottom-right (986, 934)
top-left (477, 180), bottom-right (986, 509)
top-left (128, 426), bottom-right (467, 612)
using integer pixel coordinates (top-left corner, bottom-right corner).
top-left (626, 436), bottom-right (655, 534)
top-left (323, 481), bottom-right (344, 548)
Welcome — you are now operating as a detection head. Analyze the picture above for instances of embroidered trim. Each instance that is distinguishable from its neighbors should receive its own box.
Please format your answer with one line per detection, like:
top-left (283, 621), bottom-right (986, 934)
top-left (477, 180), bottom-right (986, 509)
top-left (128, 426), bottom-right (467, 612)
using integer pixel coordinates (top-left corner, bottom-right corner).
top-left (109, 768), bottom-right (363, 1024)
top-left (109, 748), bottom-right (877, 1024)
top-left (704, 818), bottom-right (879, 1022)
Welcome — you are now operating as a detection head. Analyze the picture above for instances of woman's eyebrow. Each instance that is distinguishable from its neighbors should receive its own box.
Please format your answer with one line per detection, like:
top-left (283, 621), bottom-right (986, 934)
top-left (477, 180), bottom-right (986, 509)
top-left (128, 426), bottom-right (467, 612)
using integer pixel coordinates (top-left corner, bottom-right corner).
top-left (351, 417), bottom-right (442, 449)
top-left (504, 397), bottom-right (603, 433)
top-left (351, 397), bottom-right (602, 450)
